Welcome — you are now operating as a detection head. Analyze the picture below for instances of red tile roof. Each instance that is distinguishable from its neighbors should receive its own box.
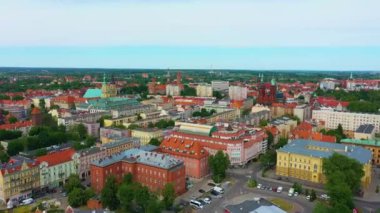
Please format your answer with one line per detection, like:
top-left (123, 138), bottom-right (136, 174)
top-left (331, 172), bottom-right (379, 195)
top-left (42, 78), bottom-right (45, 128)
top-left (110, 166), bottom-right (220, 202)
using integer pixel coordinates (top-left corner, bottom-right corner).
top-left (0, 121), bottom-right (32, 130)
top-left (31, 107), bottom-right (41, 115)
top-left (314, 97), bottom-right (349, 108)
top-left (36, 148), bottom-right (76, 166)
top-left (160, 138), bottom-right (208, 160)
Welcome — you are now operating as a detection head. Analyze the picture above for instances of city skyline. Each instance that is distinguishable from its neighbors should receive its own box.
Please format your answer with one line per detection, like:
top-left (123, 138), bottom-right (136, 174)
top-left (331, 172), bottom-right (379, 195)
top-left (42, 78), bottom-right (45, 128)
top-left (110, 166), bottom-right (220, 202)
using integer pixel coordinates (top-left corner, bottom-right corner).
top-left (0, 0), bottom-right (379, 70)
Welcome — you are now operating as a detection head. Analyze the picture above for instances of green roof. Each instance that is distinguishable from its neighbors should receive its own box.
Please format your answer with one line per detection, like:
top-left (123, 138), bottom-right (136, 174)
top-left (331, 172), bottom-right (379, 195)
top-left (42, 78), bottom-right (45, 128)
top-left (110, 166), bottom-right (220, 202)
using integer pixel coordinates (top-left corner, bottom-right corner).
top-left (78, 97), bottom-right (139, 110)
top-left (341, 138), bottom-right (380, 147)
top-left (84, 89), bottom-right (102, 98)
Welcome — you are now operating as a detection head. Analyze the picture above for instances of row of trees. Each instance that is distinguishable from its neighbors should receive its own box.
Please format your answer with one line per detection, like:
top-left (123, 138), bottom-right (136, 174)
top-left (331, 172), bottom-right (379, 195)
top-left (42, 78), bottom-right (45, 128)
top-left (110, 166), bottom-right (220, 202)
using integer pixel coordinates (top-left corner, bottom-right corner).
top-left (192, 108), bottom-right (216, 117)
top-left (320, 124), bottom-right (346, 143)
top-left (7, 121), bottom-right (94, 156)
top-left (65, 175), bottom-right (95, 207)
top-left (315, 88), bottom-right (380, 113)
top-left (101, 174), bottom-right (176, 212)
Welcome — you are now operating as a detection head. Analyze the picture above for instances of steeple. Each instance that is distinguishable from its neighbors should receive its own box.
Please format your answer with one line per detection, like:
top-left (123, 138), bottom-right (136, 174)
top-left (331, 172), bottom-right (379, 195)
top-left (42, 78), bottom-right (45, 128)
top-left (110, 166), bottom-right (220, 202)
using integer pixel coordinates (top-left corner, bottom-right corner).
top-left (102, 73), bottom-right (106, 86)
top-left (260, 73), bottom-right (264, 83)
top-left (349, 72), bottom-right (353, 80)
top-left (271, 77), bottom-right (276, 86)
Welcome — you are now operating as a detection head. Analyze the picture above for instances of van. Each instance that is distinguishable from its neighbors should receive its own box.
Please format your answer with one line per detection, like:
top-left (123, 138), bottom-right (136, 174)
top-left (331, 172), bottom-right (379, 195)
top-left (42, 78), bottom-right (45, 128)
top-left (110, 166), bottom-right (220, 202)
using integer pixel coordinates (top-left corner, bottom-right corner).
top-left (190, 200), bottom-right (203, 209)
top-left (22, 198), bottom-right (34, 205)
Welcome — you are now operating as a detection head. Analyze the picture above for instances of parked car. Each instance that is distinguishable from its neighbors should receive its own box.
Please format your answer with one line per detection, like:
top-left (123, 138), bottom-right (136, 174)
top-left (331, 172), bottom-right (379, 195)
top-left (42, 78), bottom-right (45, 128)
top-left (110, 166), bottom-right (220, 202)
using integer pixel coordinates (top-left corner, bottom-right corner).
top-left (306, 195), bottom-right (311, 200)
top-left (257, 184), bottom-right (262, 189)
top-left (210, 190), bottom-right (223, 198)
top-left (277, 186), bottom-right (283, 193)
top-left (321, 194), bottom-right (330, 200)
top-left (190, 200), bottom-right (203, 209)
top-left (294, 192), bottom-right (299, 197)
top-left (203, 197), bottom-right (212, 204)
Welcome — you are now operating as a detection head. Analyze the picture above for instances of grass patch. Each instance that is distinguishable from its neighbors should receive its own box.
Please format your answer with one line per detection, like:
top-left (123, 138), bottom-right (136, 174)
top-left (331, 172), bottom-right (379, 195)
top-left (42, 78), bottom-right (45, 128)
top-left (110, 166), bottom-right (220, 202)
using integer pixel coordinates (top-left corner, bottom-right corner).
top-left (270, 198), bottom-right (293, 212)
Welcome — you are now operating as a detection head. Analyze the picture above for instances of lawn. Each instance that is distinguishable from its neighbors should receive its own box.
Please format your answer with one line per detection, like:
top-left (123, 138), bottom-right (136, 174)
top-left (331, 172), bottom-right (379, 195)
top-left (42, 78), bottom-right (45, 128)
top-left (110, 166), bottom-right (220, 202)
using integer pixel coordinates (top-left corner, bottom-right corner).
top-left (270, 198), bottom-right (293, 212)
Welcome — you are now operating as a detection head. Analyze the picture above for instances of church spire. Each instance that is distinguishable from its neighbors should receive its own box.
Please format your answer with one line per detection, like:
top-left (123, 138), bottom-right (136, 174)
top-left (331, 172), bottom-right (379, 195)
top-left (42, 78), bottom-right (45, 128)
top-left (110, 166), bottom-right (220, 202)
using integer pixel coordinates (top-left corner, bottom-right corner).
top-left (350, 72), bottom-right (353, 80)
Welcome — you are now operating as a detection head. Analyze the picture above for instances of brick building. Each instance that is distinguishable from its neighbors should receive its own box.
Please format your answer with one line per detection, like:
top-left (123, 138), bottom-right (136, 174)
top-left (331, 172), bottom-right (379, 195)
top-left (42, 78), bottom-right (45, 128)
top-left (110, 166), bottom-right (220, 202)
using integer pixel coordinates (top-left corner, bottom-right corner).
top-left (160, 138), bottom-right (209, 179)
top-left (91, 149), bottom-right (186, 195)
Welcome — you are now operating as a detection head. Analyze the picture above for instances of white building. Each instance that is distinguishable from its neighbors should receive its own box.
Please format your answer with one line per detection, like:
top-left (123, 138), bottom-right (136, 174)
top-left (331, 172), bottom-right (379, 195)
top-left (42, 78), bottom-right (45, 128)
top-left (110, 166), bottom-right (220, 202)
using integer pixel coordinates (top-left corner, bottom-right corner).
top-left (196, 83), bottom-right (213, 97)
top-left (166, 84), bottom-right (181, 96)
top-left (228, 86), bottom-right (247, 101)
top-left (294, 104), bottom-right (312, 122)
top-left (211, 81), bottom-right (229, 92)
top-left (319, 78), bottom-right (337, 90)
top-left (312, 109), bottom-right (380, 133)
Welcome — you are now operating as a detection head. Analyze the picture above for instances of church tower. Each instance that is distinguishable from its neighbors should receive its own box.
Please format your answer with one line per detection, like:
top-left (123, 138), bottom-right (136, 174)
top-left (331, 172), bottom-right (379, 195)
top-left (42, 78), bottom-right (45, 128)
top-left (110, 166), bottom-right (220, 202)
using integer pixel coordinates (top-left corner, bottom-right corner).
top-left (101, 73), bottom-right (117, 98)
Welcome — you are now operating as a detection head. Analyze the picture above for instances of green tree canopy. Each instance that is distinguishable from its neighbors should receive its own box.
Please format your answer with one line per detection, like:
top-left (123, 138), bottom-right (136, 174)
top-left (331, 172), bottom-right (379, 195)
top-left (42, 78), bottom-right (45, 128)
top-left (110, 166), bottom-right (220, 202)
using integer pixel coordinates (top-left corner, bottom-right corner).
top-left (64, 174), bottom-right (83, 193)
top-left (162, 183), bottom-right (175, 209)
top-left (101, 176), bottom-right (120, 210)
top-left (208, 150), bottom-right (230, 183)
top-left (148, 138), bottom-right (161, 146)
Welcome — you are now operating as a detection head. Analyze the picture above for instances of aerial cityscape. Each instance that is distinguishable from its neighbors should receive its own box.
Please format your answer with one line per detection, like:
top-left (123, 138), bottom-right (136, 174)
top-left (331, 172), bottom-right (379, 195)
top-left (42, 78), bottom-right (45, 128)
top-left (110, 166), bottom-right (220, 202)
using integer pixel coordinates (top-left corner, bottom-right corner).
top-left (0, 1), bottom-right (380, 213)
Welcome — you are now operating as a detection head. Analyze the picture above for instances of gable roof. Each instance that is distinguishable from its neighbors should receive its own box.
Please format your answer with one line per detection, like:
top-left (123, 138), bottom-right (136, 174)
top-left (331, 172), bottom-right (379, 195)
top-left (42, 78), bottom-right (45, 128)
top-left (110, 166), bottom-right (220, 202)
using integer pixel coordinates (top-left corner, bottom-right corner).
top-left (36, 148), bottom-right (76, 166)
top-left (83, 89), bottom-right (102, 99)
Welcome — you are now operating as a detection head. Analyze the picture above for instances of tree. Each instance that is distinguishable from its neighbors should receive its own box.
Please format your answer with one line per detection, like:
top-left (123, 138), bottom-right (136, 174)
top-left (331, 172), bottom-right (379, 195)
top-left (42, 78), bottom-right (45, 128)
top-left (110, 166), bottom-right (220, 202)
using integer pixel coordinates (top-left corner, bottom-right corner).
top-left (208, 150), bottom-right (230, 183)
top-left (213, 91), bottom-right (223, 99)
top-left (0, 130), bottom-right (22, 140)
top-left (0, 151), bottom-right (9, 163)
top-left (12, 95), bottom-right (24, 101)
top-left (259, 150), bottom-right (276, 169)
top-left (148, 122), bottom-right (155, 128)
top-left (64, 174), bottom-right (83, 193)
top-left (101, 176), bottom-right (120, 210)
top-left (318, 153), bottom-right (364, 212)
top-left (127, 124), bottom-right (139, 130)
top-left (274, 137), bottom-right (288, 149)
top-left (134, 185), bottom-right (151, 212)
top-left (8, 116), bottom-right (17, 124)
top-left (7, 139), bottom-right (24, 156)
top-left (117, 183), bottom-right (135, 211)
top-left (123, 173), bottom-right (133, 185)
top-left (266, 131), bottom-right (274, 148)
top-left (149, 138), bottom-right (161, 146)
top-left (162, 183), bottom-right (175, 210)
top-left (247, 179), bottom-right (257, 188)
top-left (310, 189), bottom-right (317, 201)
top-left (292, 182), bottom-right (303, 193)
top-left (39, 99), bottom-right (46, 112)
top-left (68, 188), bottom-right (85, 208)
top-left (259, 119), bottom-right (268, 127)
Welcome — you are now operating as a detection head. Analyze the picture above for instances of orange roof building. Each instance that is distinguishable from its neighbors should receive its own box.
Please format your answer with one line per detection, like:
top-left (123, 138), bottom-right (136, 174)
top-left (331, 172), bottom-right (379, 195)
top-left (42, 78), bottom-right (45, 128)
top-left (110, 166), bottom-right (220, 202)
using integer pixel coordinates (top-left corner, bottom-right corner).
top-left (291, 122), bottom-right (336, 143)
top-left (160, 138), bottom-right (209, 179)
top-left (36, 148), bottom-right (80, 189)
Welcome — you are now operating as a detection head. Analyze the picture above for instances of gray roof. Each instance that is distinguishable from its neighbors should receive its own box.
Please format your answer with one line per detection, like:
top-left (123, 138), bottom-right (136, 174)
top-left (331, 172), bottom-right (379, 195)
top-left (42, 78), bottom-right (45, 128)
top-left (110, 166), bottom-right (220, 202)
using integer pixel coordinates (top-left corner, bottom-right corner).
top-left (279, 139), bottom-right (372, 164)
top-left (139, 144), bottom-right (159, 152)
top-left (356, 124), bottom-right (375, 134)
top-left (78, 146), bottom-right (101, 157)
top-left (101, 137), bottom-right (140, 149)
top-left (92, 148), bottom-right (183, 170)
top-left (225, 199), bottom-right (286, 213)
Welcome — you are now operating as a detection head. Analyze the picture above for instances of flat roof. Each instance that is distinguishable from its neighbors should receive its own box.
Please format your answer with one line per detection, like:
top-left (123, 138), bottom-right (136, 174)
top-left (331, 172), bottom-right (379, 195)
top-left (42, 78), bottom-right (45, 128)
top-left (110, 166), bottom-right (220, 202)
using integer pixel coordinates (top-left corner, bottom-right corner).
top-left (341, 138), bottom-right (380, 147)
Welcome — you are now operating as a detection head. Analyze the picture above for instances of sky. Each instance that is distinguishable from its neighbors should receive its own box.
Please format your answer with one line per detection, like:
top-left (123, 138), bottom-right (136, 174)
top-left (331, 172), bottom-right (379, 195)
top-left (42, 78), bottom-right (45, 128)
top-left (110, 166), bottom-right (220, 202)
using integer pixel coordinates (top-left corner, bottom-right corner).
top-left (0, 0), bottom-right (379, 70)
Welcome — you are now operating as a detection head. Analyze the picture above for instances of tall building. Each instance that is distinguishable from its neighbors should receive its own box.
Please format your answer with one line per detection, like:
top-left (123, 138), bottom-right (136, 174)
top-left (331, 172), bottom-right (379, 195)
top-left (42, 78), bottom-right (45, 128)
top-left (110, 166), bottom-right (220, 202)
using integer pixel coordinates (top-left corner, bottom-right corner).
top-left (319, 78), bottom-right (337, 90)
top-left (312, 109), bottom-right (380, 133)
top-left (228, 86), bottom-right (247, 101)
top-left (276, 139), bottom-right (372, 187)
top-left (211, 81), bottom-right (229, 92)
top-left (166, 84), bottom-right (182, 96)
top-left (101, 73), bottom-right (117, 98)
top-left (196, 83), bottom-right (213, 97)
top-left (257, 75), bottom-right (277, 105)
top-left (91, 149), bottom-right (186, 195)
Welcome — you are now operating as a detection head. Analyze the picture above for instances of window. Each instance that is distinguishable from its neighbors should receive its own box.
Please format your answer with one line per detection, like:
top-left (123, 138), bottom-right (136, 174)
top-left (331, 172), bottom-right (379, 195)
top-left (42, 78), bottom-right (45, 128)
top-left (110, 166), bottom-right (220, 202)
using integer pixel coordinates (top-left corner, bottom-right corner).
top-left (313, 164), bottom-right (318, 172)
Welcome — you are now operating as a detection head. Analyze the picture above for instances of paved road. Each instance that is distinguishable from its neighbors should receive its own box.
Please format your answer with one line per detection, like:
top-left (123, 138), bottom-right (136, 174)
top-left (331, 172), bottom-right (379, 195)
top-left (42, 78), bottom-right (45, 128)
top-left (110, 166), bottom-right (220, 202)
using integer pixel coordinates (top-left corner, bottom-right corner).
top-left (198, 165), bottom-right (314, 213)
top-left (196, 162), bottom-right (380, 213)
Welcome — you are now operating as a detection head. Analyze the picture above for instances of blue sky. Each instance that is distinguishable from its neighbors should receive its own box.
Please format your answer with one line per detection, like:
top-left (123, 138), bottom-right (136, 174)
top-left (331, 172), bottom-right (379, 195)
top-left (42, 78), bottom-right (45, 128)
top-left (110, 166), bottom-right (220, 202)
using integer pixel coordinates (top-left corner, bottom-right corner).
top-left (0, 0), bottom-right (379, 70)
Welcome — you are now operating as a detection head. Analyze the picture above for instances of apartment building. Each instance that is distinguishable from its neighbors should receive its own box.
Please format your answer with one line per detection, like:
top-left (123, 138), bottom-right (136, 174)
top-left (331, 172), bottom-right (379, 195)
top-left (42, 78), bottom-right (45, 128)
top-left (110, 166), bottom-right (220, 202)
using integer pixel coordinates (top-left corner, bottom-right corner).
top-left (312, 109), bottom-right (380, 133)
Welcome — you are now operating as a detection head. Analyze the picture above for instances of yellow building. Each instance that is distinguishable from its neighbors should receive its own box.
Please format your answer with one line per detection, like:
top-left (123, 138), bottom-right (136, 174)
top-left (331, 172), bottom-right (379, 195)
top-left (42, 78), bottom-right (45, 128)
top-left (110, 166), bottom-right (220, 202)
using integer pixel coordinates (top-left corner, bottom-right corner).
top-left (131, 128), bottom-right (164, 145)
top-left (276, 139), bottom-right (372, 188)
top-left (271, 117), bottom-right (297, 138)
top-left (0, 157), bottom-right (40, 203)
top-left (101, 73), bottom-right (117, 98)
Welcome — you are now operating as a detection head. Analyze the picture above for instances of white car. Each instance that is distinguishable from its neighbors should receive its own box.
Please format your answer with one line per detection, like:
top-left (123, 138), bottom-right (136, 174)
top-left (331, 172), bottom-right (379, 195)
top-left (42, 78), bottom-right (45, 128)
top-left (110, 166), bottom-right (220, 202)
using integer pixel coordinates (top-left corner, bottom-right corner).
top-left (306, 195), bottom-right (311, 200)
top-left (257, 184), bottom-right (262, 189)
top-left (294, 192), bottom-right (299, 197)
top-left (203, 197), bottom-right (212, 204)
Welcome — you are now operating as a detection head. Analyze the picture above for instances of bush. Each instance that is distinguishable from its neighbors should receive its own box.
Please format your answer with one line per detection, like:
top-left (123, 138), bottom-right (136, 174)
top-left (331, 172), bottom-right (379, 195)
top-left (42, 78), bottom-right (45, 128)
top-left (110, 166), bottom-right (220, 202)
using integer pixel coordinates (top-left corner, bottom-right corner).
top-left (247, 179), bottom-right (257, 188)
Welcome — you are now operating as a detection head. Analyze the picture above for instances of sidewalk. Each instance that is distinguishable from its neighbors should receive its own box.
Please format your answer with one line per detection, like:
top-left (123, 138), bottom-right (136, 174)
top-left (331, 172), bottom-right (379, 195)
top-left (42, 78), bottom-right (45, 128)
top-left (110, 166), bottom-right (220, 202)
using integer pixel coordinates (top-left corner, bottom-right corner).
top-left (256, 168), bottom-right (380, 203)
